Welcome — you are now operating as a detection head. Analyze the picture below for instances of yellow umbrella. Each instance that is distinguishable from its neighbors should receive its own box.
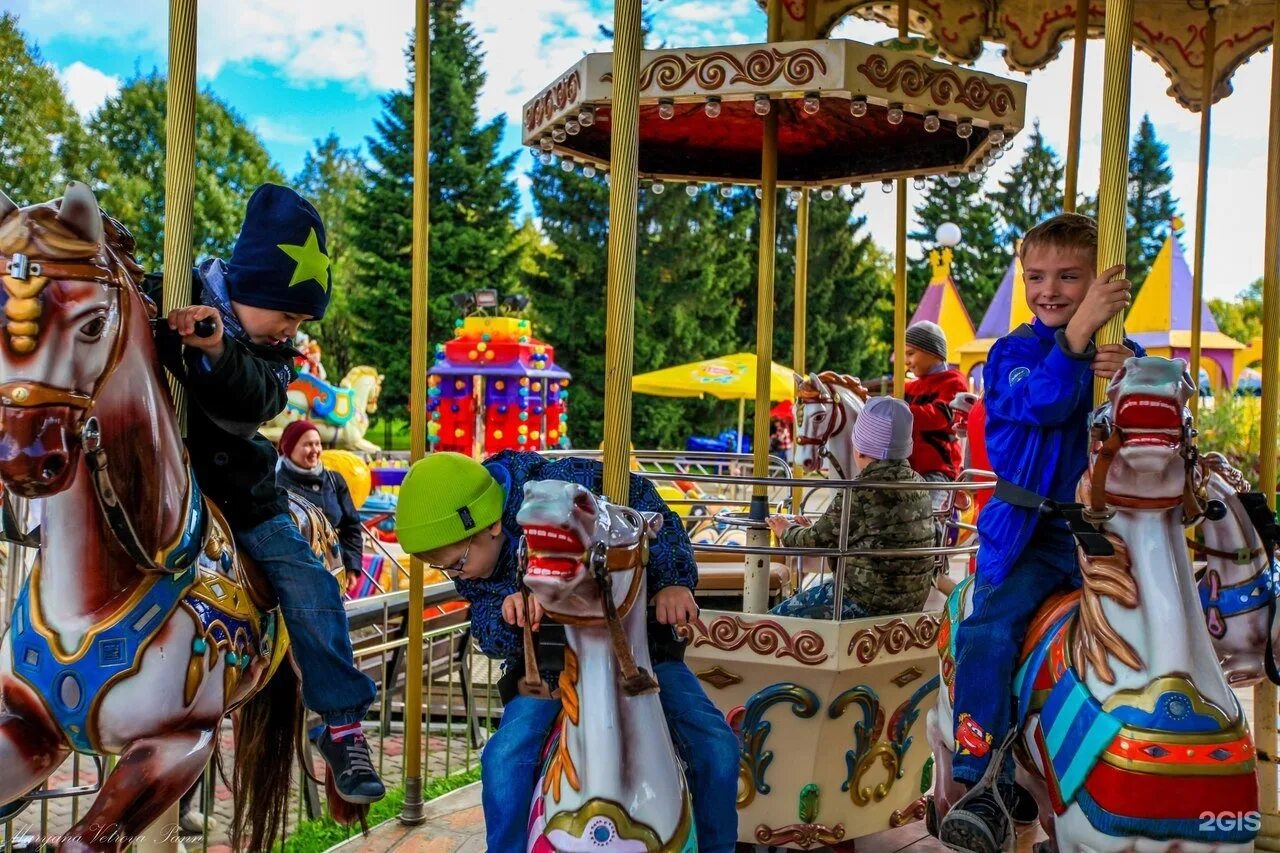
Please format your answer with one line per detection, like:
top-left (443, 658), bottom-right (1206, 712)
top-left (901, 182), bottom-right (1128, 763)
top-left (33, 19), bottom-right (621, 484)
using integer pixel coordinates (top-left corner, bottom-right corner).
top-left (632, 353), bottom-right (798, 453)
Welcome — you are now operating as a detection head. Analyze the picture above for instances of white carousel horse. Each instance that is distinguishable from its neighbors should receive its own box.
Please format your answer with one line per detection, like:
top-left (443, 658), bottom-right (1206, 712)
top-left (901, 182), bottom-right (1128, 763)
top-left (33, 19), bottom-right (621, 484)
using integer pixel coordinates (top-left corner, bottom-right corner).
top-left (1193, 452), bottom-right (1280, 687)
top-left (260, 364), bottom-right (384, 453)
top-left (516, 480), bottom-right (695, 852)
top-left (929, 357), bottom-right (1258, 852)
top-left (794, 371), bottom-right (867, 480)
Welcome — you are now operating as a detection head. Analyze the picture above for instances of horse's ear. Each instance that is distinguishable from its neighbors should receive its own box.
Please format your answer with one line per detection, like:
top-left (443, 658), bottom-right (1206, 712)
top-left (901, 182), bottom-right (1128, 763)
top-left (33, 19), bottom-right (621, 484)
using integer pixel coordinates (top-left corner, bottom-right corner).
top-left (58, 182), bottom-right (104, 245)
top-left (642, 511), bottom-right (663, 537)
top-left (0, 188), bottom-right (16, 221)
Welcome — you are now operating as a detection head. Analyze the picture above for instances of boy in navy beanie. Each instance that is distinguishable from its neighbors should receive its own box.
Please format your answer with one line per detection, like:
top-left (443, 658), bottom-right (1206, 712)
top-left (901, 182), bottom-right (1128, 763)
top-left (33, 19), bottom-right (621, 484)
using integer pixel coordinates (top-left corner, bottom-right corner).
top-left (157, 184), bottom-right (383, 804)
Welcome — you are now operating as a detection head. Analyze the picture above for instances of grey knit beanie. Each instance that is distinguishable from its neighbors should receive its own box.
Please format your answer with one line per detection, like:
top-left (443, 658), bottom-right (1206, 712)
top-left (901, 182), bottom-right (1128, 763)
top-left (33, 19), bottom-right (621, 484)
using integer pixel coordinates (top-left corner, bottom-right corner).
top-left (853, 397), bottom-right (914, 461)
top-left (905, 320), bottom-right (948, 362)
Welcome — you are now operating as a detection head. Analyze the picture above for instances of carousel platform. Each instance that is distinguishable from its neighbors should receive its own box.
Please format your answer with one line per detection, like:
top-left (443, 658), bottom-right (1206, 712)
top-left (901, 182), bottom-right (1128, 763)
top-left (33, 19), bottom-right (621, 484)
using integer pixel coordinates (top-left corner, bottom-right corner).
top-left (329, 782), bottom-right (1049, 852)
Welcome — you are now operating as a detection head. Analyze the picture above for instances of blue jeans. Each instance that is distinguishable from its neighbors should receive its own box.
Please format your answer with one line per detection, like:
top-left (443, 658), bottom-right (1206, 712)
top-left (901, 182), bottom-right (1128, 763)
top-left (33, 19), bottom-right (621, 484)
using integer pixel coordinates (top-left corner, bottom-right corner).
top-left (236, 514), bottom-right (376, 727)
top-left (481, 660), bottom-right (740, 851)
top-left (770, 578), bottom-right (867, 620)
top-left (952, 539), bottom-right (1080, 785)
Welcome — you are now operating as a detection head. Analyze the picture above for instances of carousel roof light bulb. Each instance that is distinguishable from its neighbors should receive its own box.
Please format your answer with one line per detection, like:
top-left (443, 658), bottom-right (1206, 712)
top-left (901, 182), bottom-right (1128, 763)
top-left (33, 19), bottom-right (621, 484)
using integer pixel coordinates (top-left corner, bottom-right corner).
top-left (552, 126), bottom-right (567, 142)
top-left (582, 164), bottom-right (597, 178)
top-left (849, 96), bottom-right (868, 117)
top-left (887, 103), bottom-right (905, 125)
top-left (704, 96), bottom-right (722, 118)
top-left (923, 112), bottom-right (941, 133)
top-left (719, 185), bottom-right (733, 198)
top-left (820, 187), bottom-right (834, 201)
top-left (565, 117), bottom-right (581, 135)
top-left (578, 107), bottom-right (595, 127)
top-left (754, 94), bottom-right (771, 116)
top-left (685, 183), bottom-right (699, 197)
top-left (956, 118), bottom-right (973, 139)
top-left (802, 92), bottom-right (821, 115)
top-left (944, 172), bottom-right (962, 188)
top-left (755, 187), bottom-right (763, 199)
top-left (989, 125), bottom-right (1006, 145)
top-left (652, 180), bottom-right (665, 194)
top-left (788, 188), bottom-right (802, 203)
top-left (969, 169), bottom-right (982, 182)
top-left (540, 135), bottom-right (554, 151)
top-left (913, 175), bottom-right (926, 191)
top-left (561, 158), bottom-right (576, 173)
top-left (881, 179), bottom-right (893, 194)
top-left (539, 152), bottom-right (552, 166)
top-left (658, 98), bottom-right (675, 120)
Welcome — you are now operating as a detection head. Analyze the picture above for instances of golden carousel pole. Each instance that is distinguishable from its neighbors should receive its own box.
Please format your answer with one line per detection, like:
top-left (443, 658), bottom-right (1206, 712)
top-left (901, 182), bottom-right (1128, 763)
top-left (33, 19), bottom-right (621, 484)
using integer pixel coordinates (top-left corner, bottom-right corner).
top-left (744, 0), bottom-right (783, 614)
top-left (601, 0), bottom-right (643, 505)
top-left (795, 188), bottom-right (809, 378)
top-left (1255, 0), bottom-right (1280, 841)
top-left (400, 0), bottom-right (430, 825)
top-left (893, 0), bottom-right (910, 399)
top-left (1188, 11), bottom-right (1216, 419)
top-left (144, 1), bottom-right (197, 850)
top-left (1091, 0), bottom-right (1136, 405)
top-left (1063, 0), bottom-right (1089, 212)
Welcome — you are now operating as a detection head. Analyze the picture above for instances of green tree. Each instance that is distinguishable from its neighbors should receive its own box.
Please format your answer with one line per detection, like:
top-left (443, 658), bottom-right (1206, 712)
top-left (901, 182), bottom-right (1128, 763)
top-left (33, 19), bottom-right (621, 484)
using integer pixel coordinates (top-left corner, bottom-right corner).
top-left (908, 175), bottom-right (1006, 319)
top-left (0, 13), bottom-right (89, 203)
top-left (348, 0), bottom-right (521, 415)
top-left (992, 121), bottom-right (1065, 242)
top-left (1127, 114), bottom-right (1180, 287)
top-left (772, 189), bottom-right (893, 381)
top-left (81, 73), bottom-right (283, 272)
top-left (294, 133), bottom-right (365, 378)
top-left (526, 166), bottom-right (758, 449)
top-left (1209, 278), bottom-right (1263, 349)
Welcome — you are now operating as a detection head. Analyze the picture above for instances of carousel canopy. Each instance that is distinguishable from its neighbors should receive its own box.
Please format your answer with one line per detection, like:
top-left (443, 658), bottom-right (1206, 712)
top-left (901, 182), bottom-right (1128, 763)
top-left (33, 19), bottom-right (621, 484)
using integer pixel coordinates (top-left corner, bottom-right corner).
top-left (522, 39), bottom-right (1027, 186)
top-left (756, 0), bottom-right (1275, 111)
top-left (909, 247), bottom-right (977, 364)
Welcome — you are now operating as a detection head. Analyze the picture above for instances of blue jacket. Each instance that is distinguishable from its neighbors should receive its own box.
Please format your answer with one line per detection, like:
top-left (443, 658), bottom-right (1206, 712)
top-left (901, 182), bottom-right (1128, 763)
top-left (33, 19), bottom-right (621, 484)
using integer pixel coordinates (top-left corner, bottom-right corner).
top-left (977, 321), bottom-right (1144, 583)
top-left (454, 452), bottom-right (698, 666)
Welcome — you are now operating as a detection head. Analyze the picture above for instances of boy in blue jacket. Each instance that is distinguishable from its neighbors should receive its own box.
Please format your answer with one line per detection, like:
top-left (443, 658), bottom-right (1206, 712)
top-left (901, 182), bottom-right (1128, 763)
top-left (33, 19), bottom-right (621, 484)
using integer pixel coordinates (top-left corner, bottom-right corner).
top-left (939, 214), bottom-right (1143, 852)
top-left (395, 451), bottom-right (740, 852)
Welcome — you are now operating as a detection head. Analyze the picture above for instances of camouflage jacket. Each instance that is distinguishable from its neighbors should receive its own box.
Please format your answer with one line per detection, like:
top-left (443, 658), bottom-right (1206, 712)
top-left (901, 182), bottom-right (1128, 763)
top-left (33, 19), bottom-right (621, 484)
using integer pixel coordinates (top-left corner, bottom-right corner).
top-left (781, 459), bottom-right (936, 616)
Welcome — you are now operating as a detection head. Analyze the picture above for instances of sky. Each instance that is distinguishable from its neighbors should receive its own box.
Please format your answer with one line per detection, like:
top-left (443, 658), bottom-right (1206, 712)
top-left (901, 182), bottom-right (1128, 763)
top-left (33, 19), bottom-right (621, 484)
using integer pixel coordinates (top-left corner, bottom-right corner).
top-left (7, 0), bottom-right (1275, 302)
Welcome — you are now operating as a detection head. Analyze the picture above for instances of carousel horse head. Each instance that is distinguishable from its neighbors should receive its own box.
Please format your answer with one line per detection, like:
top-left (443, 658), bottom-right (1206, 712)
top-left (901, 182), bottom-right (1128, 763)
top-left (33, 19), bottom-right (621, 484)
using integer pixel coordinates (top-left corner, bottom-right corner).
top-left (518, 479), bottom-right (660, 620)
top-left (0, 183), bottom-right (147, 498)
top-left (794, 370), bottom-right (867, 477)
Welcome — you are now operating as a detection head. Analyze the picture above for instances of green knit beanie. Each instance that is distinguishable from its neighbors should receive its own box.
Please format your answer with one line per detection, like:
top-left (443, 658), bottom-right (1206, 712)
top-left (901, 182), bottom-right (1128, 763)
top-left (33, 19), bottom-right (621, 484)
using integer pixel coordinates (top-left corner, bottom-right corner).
top-left (395, 453), bottom-right (505, 555)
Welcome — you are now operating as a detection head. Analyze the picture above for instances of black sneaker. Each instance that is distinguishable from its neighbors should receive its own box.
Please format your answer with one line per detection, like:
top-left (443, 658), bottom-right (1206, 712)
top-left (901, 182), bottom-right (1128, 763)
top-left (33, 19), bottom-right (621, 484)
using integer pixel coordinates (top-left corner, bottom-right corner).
top-left (939, 788), bottom-right (1010, 853)
top-left (997, 781), bottom-right (1039, 825)
top-left (316, 728), bottom-right (386, 805)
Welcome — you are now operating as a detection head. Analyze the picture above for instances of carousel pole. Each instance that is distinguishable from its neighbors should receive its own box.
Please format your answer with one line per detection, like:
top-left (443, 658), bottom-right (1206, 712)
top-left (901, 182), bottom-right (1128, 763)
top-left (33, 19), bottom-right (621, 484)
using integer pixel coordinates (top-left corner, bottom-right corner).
top-left (1255, 0), bottom-right (1280, 840)
top-left (400, 0), bottom-right (430, 826)
top-left (744, 0), bottom-right (783, 614)
top-left (141, 1), bottom-right (197, 849)
top-left (1090, 0), bottom-right (1135, 405)
top-left (892, 0), bottom-right (910, 399)
top-left (601, 0), bottom-right (643, 504)
top-left (1063, 0), bottom-right (1089, 212)
top-left (1188, 11), bottom-right (1216, 418)
top-left (795, 187), bottom-right (809, 377)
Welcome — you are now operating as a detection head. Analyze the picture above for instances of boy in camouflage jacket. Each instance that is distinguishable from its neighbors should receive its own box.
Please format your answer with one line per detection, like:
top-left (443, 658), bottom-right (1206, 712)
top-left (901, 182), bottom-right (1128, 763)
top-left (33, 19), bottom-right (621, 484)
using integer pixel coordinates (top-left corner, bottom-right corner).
top-left (767, 396), bottom-right (935, 619)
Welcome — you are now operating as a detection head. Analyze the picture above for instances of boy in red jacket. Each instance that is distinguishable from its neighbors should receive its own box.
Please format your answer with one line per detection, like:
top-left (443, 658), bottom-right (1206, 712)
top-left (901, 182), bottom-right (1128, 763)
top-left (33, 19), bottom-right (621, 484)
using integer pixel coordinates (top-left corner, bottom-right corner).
top-left (903, 321), bottom-right (969, 511)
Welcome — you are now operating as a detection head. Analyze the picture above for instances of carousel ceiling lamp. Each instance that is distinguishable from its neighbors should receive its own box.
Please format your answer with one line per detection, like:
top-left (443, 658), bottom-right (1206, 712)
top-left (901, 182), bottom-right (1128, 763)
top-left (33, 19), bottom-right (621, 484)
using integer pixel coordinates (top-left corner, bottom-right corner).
top-left (686, 183), bottom-right (700, 197)
top-left (704, 96), bottom-right (722, 118)
top-left (989, 125), bottom-right (1006, 145)
top-left (720, 184), bottom-right (733, 197)
top-left (956, 118), bottom-right (974, 139)
top-left (923, 111), bottom-right (941, 132)
top-left (881, 179), bottom-right (894, 193)
top-left (849, 95), bottom-right (868, 117)
top-left (802, 92), bottom-right (821, 114)
top-left (887, 103), bottom-right (905, 125)
top-left (540, 135), bottom-right (554, 151)
top-left (821, 187), bottom-right (835, 200)
top-left (577, 107), bottom-right (595, 127)
top-left (788, 188), bottom-right (802, 202)
top-left (582, 163), bottom-right (598, 178)
top-left (561, 158), bottom-right (576, 173)
top-left (539, 152), bottom-right (553, 166)
top-left (753, 94), bottom-right (772, 116)
top-left (565, 117), bottom-right (581, 135)
top-left (652, 180), bottom-right (666, 194)
top-left (913, 175), bottom-right (927, 190)
top-left (552, 126), bottom-right (567, 143)
top-left (658, 98), bottom-right (676, 120)
top-left (944, 172), bottom-right (962, 188)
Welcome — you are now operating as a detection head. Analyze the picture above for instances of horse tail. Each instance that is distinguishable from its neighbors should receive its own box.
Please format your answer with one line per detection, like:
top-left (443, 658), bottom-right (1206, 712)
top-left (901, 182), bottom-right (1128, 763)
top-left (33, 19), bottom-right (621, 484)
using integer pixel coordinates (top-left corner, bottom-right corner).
top-left (231, 662), bottom-right (302, 852)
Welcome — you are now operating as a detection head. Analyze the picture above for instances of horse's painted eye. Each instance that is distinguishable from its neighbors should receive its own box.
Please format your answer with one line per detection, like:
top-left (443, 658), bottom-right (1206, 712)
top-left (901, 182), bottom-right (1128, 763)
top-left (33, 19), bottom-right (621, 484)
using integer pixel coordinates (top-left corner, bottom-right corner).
top-left (79, 316), bottom-right (107, 339)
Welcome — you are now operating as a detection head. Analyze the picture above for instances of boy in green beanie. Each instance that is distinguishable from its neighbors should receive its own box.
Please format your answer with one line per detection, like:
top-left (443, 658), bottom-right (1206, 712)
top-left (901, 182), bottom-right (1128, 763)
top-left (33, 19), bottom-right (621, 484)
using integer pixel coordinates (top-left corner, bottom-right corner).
top-left (397, 451), bottom-right (740, 851)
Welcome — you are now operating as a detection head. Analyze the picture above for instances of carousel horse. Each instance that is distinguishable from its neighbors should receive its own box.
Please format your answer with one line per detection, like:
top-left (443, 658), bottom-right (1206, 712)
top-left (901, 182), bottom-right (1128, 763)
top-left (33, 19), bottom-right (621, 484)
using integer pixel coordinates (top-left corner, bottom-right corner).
top-left (0, 184), bottom-right (360, 852)
top-left (793, 371), bottom-right (867, 480)
top-left (515, 480), bottom-right (695, 852)
top-left (1193, 452), bottom-right (1280, 686)
top-left (260, 364), bottom-right (384, 453)
top-left (929, 357), bottom-right (1258, 852)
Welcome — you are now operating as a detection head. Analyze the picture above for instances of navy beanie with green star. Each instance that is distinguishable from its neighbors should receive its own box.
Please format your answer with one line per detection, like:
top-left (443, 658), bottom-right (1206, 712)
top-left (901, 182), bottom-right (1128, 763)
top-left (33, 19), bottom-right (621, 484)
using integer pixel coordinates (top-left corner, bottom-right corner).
top-left (224, 184), bottom-right (331, 321)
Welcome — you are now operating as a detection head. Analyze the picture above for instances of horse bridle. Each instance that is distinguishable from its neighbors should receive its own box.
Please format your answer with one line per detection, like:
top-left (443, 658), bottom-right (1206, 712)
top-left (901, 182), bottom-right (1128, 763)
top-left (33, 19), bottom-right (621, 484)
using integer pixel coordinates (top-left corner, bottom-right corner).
top-left (1086, 413), bottom-right (1218, 526)
top-left (796, 387), bottom-right (850, 479)
top-left (515, 511), bottom-right (659, 698)
top-left (0, 248), bottom-right (202, 574)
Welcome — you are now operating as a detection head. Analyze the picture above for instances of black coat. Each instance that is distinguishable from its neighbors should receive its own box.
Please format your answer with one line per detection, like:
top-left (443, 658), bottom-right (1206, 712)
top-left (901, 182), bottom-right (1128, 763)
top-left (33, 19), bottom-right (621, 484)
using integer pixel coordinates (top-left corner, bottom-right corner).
top-left (277, 463), bottom-right (364, 573)
top-left (155, 267), bottom-right (298, 531)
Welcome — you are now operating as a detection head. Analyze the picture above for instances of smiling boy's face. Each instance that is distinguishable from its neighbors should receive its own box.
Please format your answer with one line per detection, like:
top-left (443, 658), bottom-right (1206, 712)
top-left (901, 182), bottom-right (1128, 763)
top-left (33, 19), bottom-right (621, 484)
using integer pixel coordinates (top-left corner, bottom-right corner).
top-left (1022, 244), bottom-right (1096, 328)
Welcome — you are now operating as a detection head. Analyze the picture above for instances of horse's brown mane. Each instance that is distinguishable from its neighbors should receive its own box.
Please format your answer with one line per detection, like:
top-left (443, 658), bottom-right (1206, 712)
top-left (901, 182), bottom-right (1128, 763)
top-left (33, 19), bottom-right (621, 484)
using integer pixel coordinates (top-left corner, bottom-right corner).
top-left (0, 200), bottom-right (101, 260)
top-left (1072, 478), bottom-right (1143, 684)
top-left (1200, 451), bottom-right (1250, 495)
top-left (796, 371), bottom-right (869, 402)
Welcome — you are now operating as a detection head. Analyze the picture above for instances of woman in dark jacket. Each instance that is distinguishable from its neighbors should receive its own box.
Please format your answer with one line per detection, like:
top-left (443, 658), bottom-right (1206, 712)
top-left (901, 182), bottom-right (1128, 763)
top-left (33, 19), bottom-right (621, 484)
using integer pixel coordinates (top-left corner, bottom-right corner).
top-left (276, 419), bottom-right (364, 575)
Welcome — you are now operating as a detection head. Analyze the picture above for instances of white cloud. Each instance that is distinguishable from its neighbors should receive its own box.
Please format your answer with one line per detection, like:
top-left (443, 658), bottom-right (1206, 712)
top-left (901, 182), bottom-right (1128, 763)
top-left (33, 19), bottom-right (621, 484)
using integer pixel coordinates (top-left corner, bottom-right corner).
top-left (251, 116), bottom-right (310, 145)
top-left (57, 61), bottom-right (122, 117)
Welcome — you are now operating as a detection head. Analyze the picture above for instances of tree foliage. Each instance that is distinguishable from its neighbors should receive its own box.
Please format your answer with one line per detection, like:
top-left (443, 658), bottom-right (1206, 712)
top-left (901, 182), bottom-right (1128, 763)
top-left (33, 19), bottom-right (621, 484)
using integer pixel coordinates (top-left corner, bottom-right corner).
top-left (1126, 114), bottom-right (1180, 287)
top-left (908, 176), bottom-right (1006, 320)
top-left (1209, 278), bottom-right (1263, 350)
top-left (992, 121), bottom-right (1065, 242)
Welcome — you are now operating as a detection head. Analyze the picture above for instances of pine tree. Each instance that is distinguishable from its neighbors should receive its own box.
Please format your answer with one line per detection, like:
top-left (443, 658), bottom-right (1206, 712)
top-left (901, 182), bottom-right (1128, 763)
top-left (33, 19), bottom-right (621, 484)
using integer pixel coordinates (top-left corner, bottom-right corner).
top-left (295, 133), bottom-right (365, 378)
top-left (993, 121), bottom-right (1065, 242)
top-left (908, 176), bottom-right (1006, 319)
top-left (82, 73), bottom-right (283, 271)
top-left (0, 13), bottom-right (93, 203)
top-left (348, 0), bottom-right (521, 415)
top-left (1126, 114), bottom-right (1180, 287)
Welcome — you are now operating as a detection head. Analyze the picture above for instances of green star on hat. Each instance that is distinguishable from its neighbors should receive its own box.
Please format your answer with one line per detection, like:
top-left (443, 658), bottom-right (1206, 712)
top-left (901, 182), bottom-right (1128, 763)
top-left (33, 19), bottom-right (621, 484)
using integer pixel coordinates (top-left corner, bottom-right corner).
top-left (277, 227), bottom-right (330, 289)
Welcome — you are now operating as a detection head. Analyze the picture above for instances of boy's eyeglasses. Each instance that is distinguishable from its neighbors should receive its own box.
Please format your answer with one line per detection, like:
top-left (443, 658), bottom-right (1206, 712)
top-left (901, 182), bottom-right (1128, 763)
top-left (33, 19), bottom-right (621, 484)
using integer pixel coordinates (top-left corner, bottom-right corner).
top-left (432, 535), bottom-right (474, 576)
